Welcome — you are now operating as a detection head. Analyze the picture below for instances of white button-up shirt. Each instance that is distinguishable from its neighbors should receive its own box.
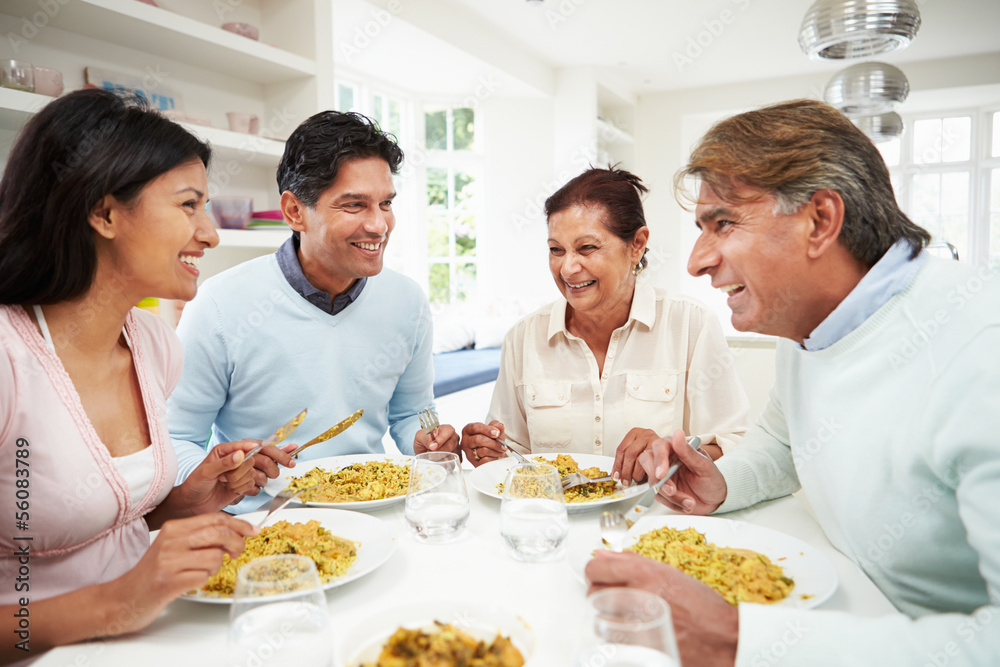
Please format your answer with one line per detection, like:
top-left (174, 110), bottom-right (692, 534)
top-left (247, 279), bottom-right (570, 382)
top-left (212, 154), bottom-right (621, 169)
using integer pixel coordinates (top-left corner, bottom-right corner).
top-left (486, 282), bottom-right (750, 457)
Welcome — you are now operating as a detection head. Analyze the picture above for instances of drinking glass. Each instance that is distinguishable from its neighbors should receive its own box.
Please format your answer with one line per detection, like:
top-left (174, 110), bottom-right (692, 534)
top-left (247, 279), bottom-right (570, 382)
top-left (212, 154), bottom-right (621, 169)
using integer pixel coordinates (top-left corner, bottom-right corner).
top-left (228, 555), bottom-right (332, 667)
top-left (499, 462), bottom-right (569, 562)
top-left (1, 60), bottom-right (34, 92)
top-left (404, 451), bottom-right (469, 543)
top-left (573, 588), bottom-right (681, 667)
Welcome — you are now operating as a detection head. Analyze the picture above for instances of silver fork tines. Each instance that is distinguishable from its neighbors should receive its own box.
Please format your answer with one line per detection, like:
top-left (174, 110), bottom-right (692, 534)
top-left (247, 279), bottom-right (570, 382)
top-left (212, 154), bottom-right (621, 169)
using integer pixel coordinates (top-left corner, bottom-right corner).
top-left (418, 407), bottom-right (440, 434)
top-left (600, 511), bottom-right (628, 552)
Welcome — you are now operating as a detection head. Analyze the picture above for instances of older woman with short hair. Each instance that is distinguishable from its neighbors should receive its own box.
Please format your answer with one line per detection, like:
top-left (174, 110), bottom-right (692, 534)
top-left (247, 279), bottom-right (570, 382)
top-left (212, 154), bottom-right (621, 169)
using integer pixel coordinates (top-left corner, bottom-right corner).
top-left (461, 167), bottom-right (749, 484)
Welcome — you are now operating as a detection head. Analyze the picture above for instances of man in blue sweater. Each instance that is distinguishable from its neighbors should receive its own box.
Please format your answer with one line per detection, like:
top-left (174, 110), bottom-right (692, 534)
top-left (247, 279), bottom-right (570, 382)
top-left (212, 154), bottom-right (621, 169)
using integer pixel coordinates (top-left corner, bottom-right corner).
top-left (168, 111), bottom-right (460, 513)
top-left (586, 100), bottom-right (999, 666)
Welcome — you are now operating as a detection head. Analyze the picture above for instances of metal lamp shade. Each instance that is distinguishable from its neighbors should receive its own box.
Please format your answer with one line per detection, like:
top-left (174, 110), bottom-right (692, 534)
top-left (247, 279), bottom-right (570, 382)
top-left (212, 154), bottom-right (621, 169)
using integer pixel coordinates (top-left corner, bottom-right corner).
top-left (825, 62), bottom-right (909, 115)
top-left (851, 112), bottom-right (905, 143)
top-left (799, 0), bottom-right (922, 61)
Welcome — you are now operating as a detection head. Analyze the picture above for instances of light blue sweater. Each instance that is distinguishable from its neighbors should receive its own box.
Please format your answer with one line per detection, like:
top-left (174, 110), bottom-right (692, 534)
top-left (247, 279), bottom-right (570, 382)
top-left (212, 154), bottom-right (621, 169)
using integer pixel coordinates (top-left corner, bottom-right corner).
top-left (715, 258), bottom-right (1000, 665)
top-left (168, 254), bottom-right (434, 513)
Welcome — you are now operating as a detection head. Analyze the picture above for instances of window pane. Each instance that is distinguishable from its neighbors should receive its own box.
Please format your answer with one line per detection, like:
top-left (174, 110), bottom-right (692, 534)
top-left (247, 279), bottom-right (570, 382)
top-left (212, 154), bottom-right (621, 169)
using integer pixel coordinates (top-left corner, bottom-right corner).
top-left (455, 263), bottom-right (477, 302)
top-left (455, 214), bottom-right (476, 257)
top-left (388, 99), bottom-right (402, 138)
top-left (427, 215), bottom-right (450, 258)
top-left (878, 137), bottom-right (900, 167)
top-left (429, 263), bottom-right (450, 304)
top-left (941, 117), bottom-right (971, 162)
top-left (372, 94), bottom-right (384, 126)
top-left (913, 119), bottom-right (941, 164)
top-left (910, 172), bottom-right (969, 260)
top-left (991, 168), bottom-right (1000, 269)
top-left (426, 168), bottom-right (448, 208)
top-left (453, 171), bottom-right (476, 209)
top-left (425, 108), bottom-right (447, 150)
top-left (452, 108), bottom-right (475, 151)
top-left (993, 112), bottom-right (1000, 159)
top-left (337, 84), bottom-right (355, 112)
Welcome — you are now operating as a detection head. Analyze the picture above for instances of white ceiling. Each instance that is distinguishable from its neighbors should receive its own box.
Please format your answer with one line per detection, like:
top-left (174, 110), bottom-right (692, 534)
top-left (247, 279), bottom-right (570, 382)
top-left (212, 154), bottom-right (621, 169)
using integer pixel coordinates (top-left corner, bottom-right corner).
top-left (446, 0), bottom-right (1000, 93)
top-left (334, 0), bottom-right (1000, 98)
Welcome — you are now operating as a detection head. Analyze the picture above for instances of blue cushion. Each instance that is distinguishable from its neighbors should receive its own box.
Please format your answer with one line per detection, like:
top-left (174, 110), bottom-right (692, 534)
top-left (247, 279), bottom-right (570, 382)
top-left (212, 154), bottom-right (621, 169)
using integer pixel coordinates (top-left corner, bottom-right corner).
top-left (432, 347), bottom-right (502, 397)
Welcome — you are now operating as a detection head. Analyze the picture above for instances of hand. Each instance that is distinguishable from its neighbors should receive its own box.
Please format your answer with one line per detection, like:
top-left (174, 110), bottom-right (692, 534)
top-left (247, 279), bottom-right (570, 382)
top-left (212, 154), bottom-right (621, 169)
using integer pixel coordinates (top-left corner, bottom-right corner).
top-left (638, 429), bottom-right (727, 514)
top-left (179, 439), bottom-right (269, 514)
top-left (612, 428), bottom-right (660, 487)
top-left (414, 423), bottom-right (461, 457)
top-left (585, 550), bottom-right (738, 667)
top-left (108, 513), bottom-right (256, 632)
top-left (240, 442), bottom-right (298, 494)
top-left (460, 421), bottom-right (507, 467)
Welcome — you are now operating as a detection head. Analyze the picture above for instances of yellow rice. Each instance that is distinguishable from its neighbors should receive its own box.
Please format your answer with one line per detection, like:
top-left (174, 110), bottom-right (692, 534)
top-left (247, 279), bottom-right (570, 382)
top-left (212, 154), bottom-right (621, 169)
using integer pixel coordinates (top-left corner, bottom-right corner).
top-left (360, 622), bottom-right (524, 667)
top-left (286, 460), bottom-right (410, 503)
top-left (496, 455), bottom-right (620, 503)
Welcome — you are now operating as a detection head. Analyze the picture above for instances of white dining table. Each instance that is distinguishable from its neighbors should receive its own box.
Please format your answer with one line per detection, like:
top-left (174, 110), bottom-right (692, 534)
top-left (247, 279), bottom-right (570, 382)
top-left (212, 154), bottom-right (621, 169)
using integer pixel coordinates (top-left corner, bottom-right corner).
top-left (34, 474), bottom-right (897, 667)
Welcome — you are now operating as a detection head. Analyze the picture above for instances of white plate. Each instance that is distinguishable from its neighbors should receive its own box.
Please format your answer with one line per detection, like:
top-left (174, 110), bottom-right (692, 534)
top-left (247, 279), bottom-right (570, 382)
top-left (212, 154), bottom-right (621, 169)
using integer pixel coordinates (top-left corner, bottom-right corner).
top-left (569, 514), bottom-right (838, 609)
top-left (337, 600), bottom-right (535, 666)
top-left (467, 454), bottom-right (648, 514)
top-left (177, 508), bottom-right (397, 604)
top-left (263, 454), bottom-right (413, 511)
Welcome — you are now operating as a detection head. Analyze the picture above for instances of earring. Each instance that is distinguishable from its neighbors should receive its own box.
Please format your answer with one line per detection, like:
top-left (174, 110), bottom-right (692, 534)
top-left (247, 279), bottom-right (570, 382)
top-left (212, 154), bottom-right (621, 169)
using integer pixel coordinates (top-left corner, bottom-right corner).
top-left (632, 263), bottom-right (644, 277)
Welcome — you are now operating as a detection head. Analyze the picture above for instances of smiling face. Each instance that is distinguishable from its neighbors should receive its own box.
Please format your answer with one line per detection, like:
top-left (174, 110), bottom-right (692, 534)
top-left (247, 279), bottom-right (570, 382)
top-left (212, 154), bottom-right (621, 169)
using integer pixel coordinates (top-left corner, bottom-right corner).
top-left (288, 156), bottom-right (396, 297)
top-left (547, 204), bottom-right (647, 322)
top-left (688, 181), bottom-right (817, 340)
top-left (100, 159), bottom-right (217, 303)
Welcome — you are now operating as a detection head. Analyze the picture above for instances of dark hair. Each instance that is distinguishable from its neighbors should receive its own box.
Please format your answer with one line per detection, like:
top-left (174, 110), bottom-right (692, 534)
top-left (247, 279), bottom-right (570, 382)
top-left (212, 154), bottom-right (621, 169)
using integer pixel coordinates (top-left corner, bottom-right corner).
top-left (276, 110), bottom-right (404, 208)
top-left (0, 88), bottom-right (212, 305)
top-left (544, 165), bottom-right (650, 268)
top-left (674, 99), bottom-right (930, 267)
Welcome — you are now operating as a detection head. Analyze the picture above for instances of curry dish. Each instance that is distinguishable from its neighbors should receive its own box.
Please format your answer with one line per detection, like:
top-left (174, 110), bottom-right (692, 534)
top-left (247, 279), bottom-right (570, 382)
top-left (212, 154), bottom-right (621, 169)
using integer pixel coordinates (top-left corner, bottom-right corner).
top-left (496, 454), bottom-right (620, 503)
top-left (201, 520), bottom-right (357, 596)
top-left (627, 525), bottom-right (794, 605)
top-left (286, 460), bottom-right (410, 503)
top-left (360, 622), bottom-right (524, 667)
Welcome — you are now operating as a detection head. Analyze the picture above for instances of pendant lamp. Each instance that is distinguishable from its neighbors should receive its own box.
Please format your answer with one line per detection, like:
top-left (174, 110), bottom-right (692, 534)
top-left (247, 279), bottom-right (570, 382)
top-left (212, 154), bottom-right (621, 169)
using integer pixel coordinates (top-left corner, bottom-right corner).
top-left (799, 0), bottom-right (921, 61)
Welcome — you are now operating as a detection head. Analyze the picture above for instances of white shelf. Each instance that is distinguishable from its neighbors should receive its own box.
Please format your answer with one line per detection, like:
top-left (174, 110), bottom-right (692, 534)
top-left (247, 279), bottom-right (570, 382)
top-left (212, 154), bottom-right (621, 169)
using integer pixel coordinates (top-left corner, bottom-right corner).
top-left (0, 88), bottom-right (54, 132)
top-left (178, 122), bottom-right (286, 168)
top-left (3, 0), bottom-right (316, 84)
top-left (217, 228), bottom-right (291, 249)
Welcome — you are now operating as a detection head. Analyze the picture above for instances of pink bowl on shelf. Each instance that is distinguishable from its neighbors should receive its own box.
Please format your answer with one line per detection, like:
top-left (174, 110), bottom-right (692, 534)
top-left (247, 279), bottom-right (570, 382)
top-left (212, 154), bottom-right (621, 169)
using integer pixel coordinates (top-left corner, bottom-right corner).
top-left (209, 197), bottom-right (253, 230)
top-left (221, 22), bottom-right (259, 40)
top-left (32, 66), bottom-right (63, 97)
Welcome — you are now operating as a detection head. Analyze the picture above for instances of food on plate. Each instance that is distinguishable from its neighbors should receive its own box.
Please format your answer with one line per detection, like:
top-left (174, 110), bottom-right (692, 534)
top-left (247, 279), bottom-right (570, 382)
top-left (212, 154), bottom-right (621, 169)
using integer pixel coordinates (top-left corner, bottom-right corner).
top-left (360, 621), bottom-right (525, 667)
top-left (286, 460), bottom-right (410, 503)
top-left (201, 520), bottom-right (357, 596)
top-left (497, 454), bottom-right (620, 503)
top-left (627, 525), bottom-right (794, 605)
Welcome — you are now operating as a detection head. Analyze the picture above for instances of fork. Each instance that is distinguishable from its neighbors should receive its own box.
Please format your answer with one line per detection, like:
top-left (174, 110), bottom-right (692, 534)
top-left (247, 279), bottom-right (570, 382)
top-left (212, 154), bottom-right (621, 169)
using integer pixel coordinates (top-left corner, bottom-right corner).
top-left (600, 510), bottom-right (629, 551)
top-left (254, 485), bottom-right (319, 528)
top-left (561, 473), bottom-right (614, 489)
top-left (417, 407), bottom-right (440, 435)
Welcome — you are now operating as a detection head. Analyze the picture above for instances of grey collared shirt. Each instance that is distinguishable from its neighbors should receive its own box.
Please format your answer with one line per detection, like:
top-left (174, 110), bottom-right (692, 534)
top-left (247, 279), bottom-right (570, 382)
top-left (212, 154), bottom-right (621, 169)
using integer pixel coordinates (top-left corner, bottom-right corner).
top-left (275, 235), bottom-right (366, 314)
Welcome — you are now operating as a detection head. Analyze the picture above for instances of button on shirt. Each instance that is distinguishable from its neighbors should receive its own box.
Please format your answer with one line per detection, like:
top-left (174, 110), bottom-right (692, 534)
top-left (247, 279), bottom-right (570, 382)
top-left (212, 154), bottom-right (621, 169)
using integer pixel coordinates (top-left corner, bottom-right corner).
top-left (486, 282), bottom-right (750, 458)
top-left (276, 235), bottom-right (366, 314)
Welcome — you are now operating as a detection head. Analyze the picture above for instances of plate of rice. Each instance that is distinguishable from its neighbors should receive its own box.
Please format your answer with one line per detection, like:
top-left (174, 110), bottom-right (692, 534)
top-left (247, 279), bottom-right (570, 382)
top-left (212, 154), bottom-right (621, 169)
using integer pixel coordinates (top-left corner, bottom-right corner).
top-left (338, 600), bottom-right (534, 667)
top-left (262, 454), bottom-right (412, 511)
top-left (468, 454), bottom-right (647, 514)
top-left (570, 515), bottom-right (838, 609)
top-left (174, 508), bottom-right (397, 604)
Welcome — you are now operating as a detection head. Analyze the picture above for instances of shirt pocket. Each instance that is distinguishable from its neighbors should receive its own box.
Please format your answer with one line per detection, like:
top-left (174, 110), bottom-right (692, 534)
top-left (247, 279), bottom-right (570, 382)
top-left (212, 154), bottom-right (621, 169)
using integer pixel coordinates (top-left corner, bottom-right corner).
top-left (623, 372), bottom-right (682, 436)
top-left (523, 382), bottom-right (572, 448)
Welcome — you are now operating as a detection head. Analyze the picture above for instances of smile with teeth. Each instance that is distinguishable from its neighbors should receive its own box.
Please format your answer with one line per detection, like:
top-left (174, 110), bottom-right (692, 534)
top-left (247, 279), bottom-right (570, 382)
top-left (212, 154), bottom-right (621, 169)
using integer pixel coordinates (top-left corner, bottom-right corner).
top-left (353, 241), bottom-right (382, 251)
top-left (179, 255), bottom-right (200, 268)
top-left (719, 284), bottom-right (745, 296)
top-left (566, 279), bottom-right (595, 289)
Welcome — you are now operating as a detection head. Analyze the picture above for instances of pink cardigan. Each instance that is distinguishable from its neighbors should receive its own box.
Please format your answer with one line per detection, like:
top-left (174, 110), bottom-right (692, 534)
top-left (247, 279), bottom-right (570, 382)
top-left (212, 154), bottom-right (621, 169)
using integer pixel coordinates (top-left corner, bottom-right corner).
top-left (0, 305), bottom-right (180, 603)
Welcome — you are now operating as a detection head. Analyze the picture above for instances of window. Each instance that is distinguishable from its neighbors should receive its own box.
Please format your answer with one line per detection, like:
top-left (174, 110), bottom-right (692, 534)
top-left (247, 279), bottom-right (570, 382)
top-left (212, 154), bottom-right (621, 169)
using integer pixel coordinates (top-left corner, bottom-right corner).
top-left (881, 108), bottom-right (1000, 268)
top-left (423, 105), bottom-right (481, 304)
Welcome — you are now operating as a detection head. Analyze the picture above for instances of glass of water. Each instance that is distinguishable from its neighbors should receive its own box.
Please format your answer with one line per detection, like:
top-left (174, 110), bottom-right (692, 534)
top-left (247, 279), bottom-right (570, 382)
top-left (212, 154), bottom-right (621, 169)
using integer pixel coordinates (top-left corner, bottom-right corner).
top-left (499, 462), bottom-right (569, 562)
top-left (404, 451), bottom-right (470, 543)
top-left (573, 588), bottom-right (681, 667)
top-left (228, 555), bottom-right (332, 667)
